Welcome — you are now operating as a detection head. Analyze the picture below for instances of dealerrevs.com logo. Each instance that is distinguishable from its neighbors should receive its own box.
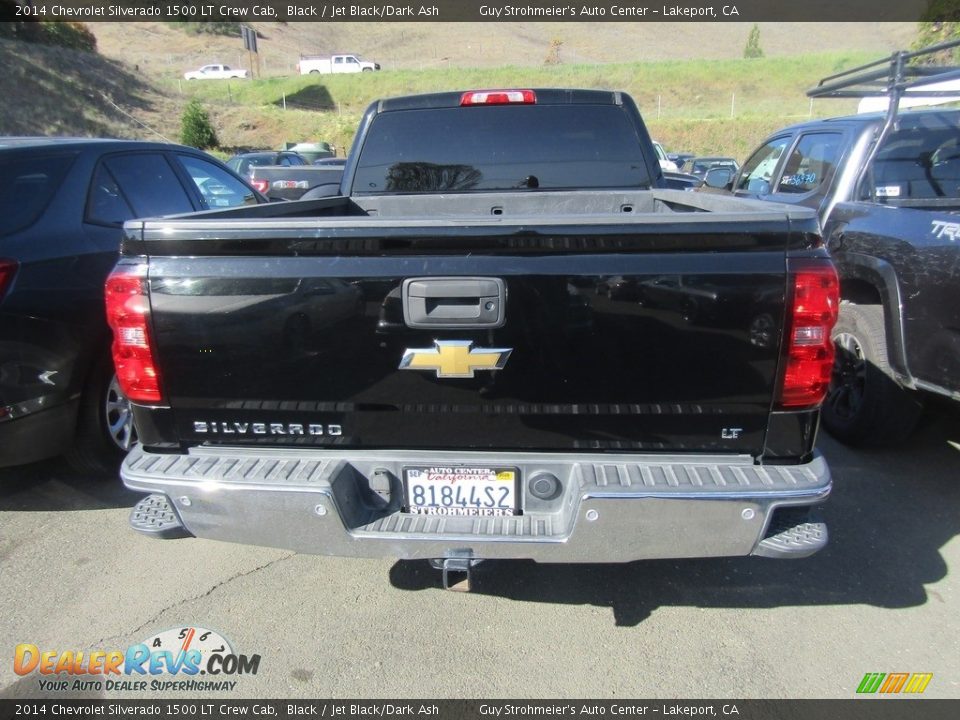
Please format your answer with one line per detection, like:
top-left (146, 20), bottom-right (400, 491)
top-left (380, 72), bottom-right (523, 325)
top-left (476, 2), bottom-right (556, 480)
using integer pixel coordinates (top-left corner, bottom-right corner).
top-left (14, 627), bottom-right (260, 693)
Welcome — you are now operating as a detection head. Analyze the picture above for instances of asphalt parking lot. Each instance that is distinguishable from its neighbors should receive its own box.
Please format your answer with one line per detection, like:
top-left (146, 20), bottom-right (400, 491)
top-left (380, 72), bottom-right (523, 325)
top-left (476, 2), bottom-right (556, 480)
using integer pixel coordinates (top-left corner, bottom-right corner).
top-left (1, 409), bottom-right (958, 700)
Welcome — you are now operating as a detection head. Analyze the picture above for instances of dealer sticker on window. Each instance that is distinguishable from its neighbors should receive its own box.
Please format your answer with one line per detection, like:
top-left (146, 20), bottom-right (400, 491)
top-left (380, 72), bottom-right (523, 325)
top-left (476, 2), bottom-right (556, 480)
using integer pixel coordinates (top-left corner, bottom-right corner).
top-left (404, 467), bottom-right (518, 517)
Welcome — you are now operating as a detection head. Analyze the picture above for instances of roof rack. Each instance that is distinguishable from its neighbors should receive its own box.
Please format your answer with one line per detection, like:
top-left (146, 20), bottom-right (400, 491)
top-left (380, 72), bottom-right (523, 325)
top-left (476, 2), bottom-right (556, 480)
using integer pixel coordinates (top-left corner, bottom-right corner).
top-left (807, 39), bottom-right (960, 198)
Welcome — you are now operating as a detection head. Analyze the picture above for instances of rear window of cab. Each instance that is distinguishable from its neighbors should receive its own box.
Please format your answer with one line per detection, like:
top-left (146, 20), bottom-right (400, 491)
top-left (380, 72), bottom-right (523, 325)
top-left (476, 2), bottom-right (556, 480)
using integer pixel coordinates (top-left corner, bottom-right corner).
top-left (352, 104), bottom-right (652, 194)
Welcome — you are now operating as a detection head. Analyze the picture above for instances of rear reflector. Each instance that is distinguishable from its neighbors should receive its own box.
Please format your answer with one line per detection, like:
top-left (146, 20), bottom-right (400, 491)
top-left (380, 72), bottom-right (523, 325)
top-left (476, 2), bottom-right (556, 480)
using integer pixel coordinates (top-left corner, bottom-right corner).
top-left (251, 179), bottom-right (270, 194)
top-left (105, 267), bottom-right (163, 404)
top-left (777, 258), bottom-right (840, 409)
top-left (460, 90), bottom-right (536, 106)
top-left (0, 258), bottom-right (18, 303)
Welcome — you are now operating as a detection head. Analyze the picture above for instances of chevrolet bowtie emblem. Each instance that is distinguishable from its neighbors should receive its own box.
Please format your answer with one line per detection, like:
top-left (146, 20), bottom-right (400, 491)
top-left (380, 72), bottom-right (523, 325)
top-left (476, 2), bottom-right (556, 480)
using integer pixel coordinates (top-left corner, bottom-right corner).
top-left (399, 340), bottom-right (512, 379)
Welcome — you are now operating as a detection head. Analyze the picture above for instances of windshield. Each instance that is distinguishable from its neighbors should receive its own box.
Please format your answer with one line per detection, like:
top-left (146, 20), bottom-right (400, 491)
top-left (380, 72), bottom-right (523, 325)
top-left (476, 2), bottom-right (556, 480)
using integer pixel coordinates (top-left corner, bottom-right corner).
top-left (353, 104), bottom-right (652, 194)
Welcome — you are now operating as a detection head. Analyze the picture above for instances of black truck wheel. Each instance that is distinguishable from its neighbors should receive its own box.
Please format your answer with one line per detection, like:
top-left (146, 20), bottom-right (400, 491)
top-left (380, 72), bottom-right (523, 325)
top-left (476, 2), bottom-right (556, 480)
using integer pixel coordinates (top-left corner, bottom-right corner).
top-left (821, 302), bottom-right (923, 446)
top-left (65, 353), bottom-right (137, 476)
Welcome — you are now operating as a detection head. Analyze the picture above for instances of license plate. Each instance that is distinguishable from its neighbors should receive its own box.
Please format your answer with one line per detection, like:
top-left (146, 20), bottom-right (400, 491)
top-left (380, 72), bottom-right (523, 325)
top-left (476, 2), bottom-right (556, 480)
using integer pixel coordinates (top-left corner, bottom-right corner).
top-left (404, 467), bottom-right (518, 517)
top-left (272, 180), bottom-right (309, 189)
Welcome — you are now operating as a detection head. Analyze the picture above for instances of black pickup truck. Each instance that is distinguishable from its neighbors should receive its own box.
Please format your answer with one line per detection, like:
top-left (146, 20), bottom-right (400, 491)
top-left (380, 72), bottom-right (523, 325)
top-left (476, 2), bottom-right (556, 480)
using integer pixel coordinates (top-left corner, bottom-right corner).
top-left (713, 41), bottom-right (960, 446)
top-left (115, 89), bottom-right (837, 588)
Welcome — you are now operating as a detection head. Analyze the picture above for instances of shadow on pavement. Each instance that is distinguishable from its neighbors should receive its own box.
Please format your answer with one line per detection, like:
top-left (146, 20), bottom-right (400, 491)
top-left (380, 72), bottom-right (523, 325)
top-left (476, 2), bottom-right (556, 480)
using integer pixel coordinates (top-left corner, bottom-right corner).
top-left (390, 407), bottom-right (960, 626)
top-left (0, 458), bottom-right (141, 512)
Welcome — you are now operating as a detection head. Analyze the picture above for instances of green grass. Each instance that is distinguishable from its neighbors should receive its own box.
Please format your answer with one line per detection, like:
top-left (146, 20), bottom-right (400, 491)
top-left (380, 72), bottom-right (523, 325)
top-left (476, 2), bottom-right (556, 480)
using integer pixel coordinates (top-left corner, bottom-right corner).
top-left (168, 51), bottom-right (874, 158)
top-left (0, 33), bottom-right (876, 161)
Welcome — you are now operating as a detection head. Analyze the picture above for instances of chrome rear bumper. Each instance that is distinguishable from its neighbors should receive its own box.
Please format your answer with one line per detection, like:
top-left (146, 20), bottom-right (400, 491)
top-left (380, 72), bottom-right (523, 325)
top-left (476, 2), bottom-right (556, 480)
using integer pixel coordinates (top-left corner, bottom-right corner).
top-left (122, 446), bottom-right (830, 562)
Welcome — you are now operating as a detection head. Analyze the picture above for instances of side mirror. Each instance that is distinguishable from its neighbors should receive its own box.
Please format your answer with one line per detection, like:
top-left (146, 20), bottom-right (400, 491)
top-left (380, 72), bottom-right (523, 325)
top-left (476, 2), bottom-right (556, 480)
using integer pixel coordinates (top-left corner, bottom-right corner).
top-left (704, 167), bottom-right (735, 190)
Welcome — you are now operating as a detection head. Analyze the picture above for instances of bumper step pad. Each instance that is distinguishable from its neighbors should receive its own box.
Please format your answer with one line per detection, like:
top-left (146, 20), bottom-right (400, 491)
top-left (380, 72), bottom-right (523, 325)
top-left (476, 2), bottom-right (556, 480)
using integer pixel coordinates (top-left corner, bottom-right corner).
top-left (753, 513), bottom-right (827, 559)
top-left (129, 494), bottom-right (193, 539)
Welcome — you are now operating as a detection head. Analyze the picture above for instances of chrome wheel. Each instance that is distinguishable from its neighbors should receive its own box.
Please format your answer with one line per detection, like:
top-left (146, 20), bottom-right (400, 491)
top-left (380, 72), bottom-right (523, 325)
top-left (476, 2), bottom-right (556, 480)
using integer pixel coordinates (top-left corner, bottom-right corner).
top-left (104, 374), bottom-right (136, 451)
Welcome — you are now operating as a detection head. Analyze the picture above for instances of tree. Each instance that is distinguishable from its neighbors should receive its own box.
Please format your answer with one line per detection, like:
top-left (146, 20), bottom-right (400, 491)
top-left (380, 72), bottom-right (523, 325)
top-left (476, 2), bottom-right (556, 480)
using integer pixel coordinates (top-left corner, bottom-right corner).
top-left (180, 100), bottom-right (218, 150)
top-left (743, 24), bottom-right (764, 59)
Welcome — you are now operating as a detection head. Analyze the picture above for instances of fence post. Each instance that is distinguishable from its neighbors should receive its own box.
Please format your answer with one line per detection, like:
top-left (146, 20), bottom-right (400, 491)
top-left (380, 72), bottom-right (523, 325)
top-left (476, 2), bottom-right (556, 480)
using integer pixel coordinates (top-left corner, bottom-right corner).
top-left (731, 92), bottom-right (735, 118)
top-left (657, 95), bottom-right (661, 120)
top-left (282, 93), bottom-right (286, 111)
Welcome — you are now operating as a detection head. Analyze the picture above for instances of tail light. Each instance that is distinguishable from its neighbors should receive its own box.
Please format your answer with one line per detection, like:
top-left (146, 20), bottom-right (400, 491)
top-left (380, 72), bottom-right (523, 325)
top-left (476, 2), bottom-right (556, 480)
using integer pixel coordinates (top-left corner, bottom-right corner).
top-left (777, 258), bottom-right (840, 409)
top-left (460, 90), bottom-right (536, 106)
top-left (0, 259), bottom-right (18, 303)
top-left (251, 178), bottom-right (270, 194)
top-left (105, 266), bottom-right (163, 404)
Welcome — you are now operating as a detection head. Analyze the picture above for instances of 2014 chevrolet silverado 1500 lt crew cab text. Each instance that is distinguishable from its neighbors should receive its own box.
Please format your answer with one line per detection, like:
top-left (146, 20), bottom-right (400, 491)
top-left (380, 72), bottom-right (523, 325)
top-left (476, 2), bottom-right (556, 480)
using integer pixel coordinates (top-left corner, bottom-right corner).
top-left (115, 89), bottom-right (838, 588)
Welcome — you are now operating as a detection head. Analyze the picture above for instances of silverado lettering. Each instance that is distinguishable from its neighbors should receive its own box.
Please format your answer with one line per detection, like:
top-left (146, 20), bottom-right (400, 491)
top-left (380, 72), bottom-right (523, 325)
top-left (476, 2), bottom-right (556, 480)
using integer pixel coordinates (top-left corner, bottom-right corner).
top-left (192, 422), bottom-right (342, 436)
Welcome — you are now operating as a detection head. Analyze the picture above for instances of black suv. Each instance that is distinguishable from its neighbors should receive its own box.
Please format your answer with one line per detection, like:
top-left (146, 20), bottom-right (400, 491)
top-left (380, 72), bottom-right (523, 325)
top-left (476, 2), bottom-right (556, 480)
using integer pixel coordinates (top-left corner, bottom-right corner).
top-left (0, 138), bottom-right (264, 472)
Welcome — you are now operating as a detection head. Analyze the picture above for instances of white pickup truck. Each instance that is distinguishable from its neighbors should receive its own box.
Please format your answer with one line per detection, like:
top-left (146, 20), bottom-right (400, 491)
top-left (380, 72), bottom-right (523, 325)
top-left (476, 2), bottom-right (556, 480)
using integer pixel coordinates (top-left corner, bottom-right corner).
top-left (184, 64), bottom-right (250, 81)
top-left (297, 54), bottom-right (380, 74)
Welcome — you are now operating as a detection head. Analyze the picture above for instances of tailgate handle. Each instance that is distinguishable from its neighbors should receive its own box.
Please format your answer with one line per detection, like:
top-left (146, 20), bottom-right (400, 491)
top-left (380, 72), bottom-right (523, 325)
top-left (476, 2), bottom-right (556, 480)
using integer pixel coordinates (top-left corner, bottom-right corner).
top-left (402, 277), bottom-right (506, 329)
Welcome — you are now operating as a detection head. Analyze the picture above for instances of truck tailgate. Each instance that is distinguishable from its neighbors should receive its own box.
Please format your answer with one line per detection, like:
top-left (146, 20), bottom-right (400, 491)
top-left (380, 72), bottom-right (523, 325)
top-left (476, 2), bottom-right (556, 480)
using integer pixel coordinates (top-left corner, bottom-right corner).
top-left (138, 213), bottom-right (796, 457)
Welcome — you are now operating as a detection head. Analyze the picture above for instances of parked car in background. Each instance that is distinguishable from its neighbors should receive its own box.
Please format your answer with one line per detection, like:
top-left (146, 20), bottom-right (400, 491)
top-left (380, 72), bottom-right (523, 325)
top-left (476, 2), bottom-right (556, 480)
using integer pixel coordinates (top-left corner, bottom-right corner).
top-left (226, 150), bottom-right (307, 178)
top-left (184, 64), bottom-right (249, 80)
top-left (227, 152), bottom-right (343, 201)
top-left (247, 163), bottom-right (344, 200)
top-left (710, 41), bottom-right (960, 446)
top-left (668, 152), bottom-right (696, 170)
top-left (283, 142), bottom-right (337, 163)
top-left (297, 54), bottom-right (380, 74)
top-left (686, 156), bottom-right (740, 180)
top-left (0, 138), bottom-right (264, 472)
top-left (662, 171), bottom-right (703, 191)
top-left (652, 141), bottom-right (679, 171)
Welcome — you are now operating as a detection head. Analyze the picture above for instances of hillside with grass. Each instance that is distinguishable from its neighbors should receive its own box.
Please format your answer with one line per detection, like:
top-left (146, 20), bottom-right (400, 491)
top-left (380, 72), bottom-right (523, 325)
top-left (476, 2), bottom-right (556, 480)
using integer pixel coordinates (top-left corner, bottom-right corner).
top-left (0, 37), bottom-right (170, 139)
top-left (0, 21), bottom-right (921, 160)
